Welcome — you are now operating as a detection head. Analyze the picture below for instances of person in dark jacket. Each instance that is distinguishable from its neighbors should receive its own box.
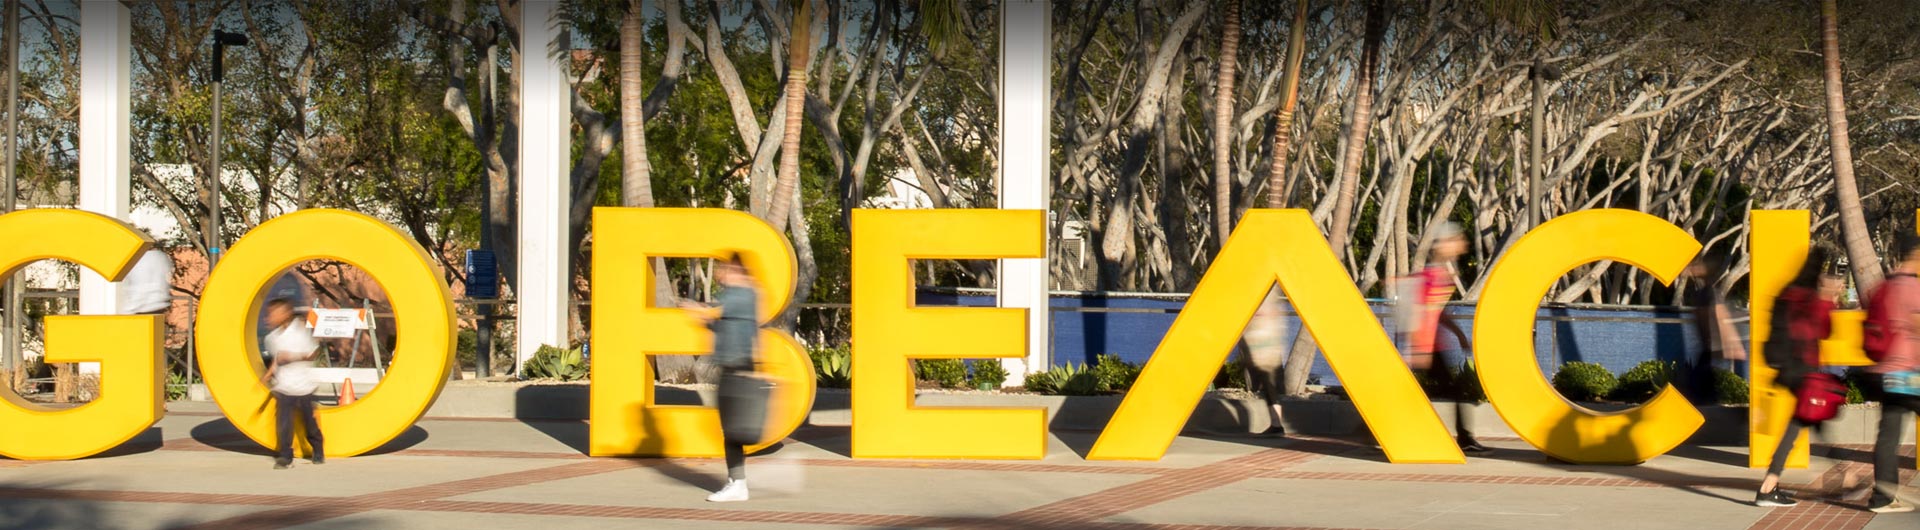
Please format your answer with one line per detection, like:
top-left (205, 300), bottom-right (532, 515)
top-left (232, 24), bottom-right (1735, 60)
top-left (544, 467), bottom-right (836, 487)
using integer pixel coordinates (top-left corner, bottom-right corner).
top-left (681, 252), bottom-right (760, 502)
top-left (1754, 245), bottom-right (1842, 507)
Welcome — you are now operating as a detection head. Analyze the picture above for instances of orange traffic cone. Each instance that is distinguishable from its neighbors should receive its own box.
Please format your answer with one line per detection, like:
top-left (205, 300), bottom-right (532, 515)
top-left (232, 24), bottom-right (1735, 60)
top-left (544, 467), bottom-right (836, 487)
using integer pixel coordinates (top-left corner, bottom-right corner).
top-left (339, 378), bottom-right (357, 406)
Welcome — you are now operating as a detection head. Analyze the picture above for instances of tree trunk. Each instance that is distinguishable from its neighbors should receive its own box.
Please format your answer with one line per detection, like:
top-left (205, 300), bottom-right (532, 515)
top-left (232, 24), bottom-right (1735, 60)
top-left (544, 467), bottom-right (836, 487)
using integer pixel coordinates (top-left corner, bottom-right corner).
top-left (1097, 2), bottom-right (1209, 290)
top-left (621, 1), bottom-right (673, 306)
top-left (1267, 0), bottom-right (1310, 209)
top-left (766, 0), bottom-right (812, 234)
top-left (1210, 0), bottom-right (1241, 252)
top-left (1819, 0), bottom-right (1882, 291)
top-left (1284, 0), bottom-right (1388, 396)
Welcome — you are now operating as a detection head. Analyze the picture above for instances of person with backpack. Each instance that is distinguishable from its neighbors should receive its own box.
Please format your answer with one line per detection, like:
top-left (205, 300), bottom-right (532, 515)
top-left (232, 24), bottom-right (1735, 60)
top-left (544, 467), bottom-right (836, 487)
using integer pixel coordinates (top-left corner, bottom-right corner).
top-left (1858, 233), bottom-right (1920, 513)
top-left (1754, 245), bottom-right (1845, 507)
top-left (680, 252), bottom-right (764, 502)
top-left (1405, 223), bottom-right (1486, 453)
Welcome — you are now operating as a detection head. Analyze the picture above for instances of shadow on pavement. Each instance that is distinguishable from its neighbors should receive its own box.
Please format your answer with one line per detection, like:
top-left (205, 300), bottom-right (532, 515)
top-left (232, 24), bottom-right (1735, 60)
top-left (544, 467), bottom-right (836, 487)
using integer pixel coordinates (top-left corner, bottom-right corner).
top-left (84, 427), bottom-right (163, 459)
top-left (361, 426), bottom-right (429, 456)
top-left (0, 479), bottom-right (197, 530)
top-left (189, 418), bottom-right (273, 457)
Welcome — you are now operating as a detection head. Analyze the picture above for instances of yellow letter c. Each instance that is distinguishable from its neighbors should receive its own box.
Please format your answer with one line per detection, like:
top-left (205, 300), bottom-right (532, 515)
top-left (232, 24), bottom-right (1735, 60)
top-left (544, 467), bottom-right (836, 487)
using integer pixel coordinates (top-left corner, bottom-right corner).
top-left (1474, 209), bottom-right (1704, 464)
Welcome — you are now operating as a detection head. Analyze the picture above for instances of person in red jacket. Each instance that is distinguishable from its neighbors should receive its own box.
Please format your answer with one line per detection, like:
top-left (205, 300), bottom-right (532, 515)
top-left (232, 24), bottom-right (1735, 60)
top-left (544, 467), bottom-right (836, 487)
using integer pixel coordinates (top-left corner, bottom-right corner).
top-left (1860, 233), bottom-right (1920, 513)
top-left (1754, 245), bottom-right (1842, 507)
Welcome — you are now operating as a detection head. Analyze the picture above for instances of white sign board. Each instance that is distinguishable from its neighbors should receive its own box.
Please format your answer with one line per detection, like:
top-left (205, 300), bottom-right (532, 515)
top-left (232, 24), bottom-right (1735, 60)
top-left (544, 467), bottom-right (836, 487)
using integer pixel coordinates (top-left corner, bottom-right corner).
top-left (308, 308), bottom-right (367, 339)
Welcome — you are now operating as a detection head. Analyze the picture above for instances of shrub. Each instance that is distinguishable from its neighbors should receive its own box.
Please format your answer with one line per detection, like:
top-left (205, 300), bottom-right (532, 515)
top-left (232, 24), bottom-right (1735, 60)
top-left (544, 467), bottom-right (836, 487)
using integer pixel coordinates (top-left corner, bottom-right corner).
top-left (1213, 358), bottom-right (1247, 390)
top-left (1092, 354), bottom-right (1142, 392)
top-left (165, 371), bottom-right (189, 402)
top-left (809, 346), bottom-right (852, 389)
top-left (1611, 360), bottom-right (1677, 403)
top-left (1845, 375), bottom-right (1866, 405)
top-left (1454, 361), bottom-right (1486, 402)
top-left (456, 329), bottom-right (478, 371)
top-left (524, 344), bottom-right (588, 381)
top-left (970, 359), bottom-right (1009, 390)
top-left (915, 358), bottom-right (968, 389)
top-left (1024, 363), bottom-right (1084, 394)
top-left (1713, 368), bottom-right (1748, 405)
top-left (1552, 362), bottom-right (1617, 402)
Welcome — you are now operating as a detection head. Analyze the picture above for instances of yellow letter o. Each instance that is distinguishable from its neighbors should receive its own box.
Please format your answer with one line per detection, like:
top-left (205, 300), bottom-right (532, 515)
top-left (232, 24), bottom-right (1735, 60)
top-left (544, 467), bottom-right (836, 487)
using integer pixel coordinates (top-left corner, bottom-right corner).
top-left (1474, 209), bottom-right (1705, 464)
top-left (197, 209), bottom-right (455, 457)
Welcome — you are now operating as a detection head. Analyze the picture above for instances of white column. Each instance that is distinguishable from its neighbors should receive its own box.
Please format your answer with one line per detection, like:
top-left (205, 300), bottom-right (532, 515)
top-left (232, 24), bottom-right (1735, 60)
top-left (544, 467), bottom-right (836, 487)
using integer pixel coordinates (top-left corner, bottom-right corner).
top-left (517, 0), bottom-right (572, 372)
top-left (77, 2), bottom-right (132, 374)
top-left (998, 0), bottom-right (1051, 385)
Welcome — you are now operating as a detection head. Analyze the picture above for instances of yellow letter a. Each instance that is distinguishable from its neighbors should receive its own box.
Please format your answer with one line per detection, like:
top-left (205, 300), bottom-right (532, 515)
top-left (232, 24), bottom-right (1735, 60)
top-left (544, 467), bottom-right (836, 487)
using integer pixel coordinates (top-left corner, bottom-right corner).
top-left (1088, 209), bottom-right (1459, 463)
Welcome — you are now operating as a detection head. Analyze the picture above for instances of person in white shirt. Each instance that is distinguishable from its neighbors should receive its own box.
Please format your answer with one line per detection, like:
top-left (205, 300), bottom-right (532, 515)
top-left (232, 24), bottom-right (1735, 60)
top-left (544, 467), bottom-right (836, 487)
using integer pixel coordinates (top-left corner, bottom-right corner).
top-left (259, 298), bottom-right (324, 469)
top-left (119, 247), bottom-right (174, 315)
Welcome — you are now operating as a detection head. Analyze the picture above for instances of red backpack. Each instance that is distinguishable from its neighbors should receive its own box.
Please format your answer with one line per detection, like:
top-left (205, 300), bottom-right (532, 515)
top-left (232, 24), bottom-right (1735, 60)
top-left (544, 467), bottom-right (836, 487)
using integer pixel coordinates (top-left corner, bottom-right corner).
top-left (1862, 273), bottom-right (1916, 362)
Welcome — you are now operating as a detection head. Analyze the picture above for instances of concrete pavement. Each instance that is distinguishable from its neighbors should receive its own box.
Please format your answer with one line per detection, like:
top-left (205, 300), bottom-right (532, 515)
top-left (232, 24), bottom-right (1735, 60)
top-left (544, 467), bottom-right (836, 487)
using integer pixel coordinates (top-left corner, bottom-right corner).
top-left (0, 401), bottom-right (1914, 530)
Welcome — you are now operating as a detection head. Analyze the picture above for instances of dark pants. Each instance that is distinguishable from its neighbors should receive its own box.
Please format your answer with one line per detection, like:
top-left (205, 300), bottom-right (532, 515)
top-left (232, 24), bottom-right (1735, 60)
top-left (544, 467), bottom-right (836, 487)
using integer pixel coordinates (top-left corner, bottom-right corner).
top-left (1765, 418), bottom-right (1812, 479)
top-left (1870, 382), bottom-right (1920, 506)
top-left (274, 392), bottom-right (324, 464)
top-left (717, 367), bottom-right (750, 481)
top-left (1423, 349), bottom-right (1477, 442)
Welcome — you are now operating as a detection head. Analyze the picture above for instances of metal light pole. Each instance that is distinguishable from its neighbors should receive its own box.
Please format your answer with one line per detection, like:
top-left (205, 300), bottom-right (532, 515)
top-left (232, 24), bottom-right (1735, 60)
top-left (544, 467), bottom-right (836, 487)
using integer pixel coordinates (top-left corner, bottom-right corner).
top-left (208, 30), bottom-right (247, 267)
top-left (1527, 57), bottom-right (1560, 229)
top-left (2, 0), bottom-right (19, 373)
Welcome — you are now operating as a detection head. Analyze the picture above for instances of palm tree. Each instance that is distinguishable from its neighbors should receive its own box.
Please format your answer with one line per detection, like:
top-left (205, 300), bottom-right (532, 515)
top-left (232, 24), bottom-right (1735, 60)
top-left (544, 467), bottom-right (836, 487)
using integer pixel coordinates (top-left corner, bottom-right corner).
top-left (1266, 0), bottom-right (1309, 209)
top-left (619, 0), bottom-right (672, 304)
top-left (766, 0), bottom-right (813, 234)
top-left (1283, 0), bottom-right (1389, 395)
top-left (620, 1), bottom-right (654, 211)
top-left (1210, 0), bottom-right (1242, 252)
top-left (1819, 0), bottom-right (1882, 290)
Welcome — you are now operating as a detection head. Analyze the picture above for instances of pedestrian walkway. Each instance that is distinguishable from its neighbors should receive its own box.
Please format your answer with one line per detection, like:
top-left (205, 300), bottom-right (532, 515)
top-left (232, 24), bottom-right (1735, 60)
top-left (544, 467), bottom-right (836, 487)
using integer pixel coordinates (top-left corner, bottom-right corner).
top-left (0, 402), bottom-right (1914, 530)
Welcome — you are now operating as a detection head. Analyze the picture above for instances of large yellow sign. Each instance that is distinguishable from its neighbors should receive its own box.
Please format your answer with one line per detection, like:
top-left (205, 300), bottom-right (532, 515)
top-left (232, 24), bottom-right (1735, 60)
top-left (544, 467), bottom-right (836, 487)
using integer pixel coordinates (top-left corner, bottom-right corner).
top-left (3, 207), bottom-right (1909, 469)
top-left (197, 209), bottom-right (456, 458)
top-left (1089, 210), bottom-right (1457, 463)
top-left (0, 210), bottom-right (162, 460)
top-left (588, 207), bottom-right (815, 457)
top-left (1475, 210), bottom-right (1704, 464)
top-left (850, 209), bottom-right (1048, 459)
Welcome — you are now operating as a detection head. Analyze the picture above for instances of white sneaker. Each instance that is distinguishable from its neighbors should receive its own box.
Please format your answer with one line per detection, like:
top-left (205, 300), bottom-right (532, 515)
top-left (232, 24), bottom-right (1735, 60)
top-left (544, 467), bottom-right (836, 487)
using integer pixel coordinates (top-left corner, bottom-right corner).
top-left (706, 479), bottom-right (749, 502)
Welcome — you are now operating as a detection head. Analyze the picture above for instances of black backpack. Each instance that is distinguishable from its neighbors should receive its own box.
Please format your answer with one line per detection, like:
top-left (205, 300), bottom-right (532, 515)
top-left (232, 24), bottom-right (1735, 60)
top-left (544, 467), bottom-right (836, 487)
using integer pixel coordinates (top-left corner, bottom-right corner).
top-left (1764, 295), bottom-right (1810, 387)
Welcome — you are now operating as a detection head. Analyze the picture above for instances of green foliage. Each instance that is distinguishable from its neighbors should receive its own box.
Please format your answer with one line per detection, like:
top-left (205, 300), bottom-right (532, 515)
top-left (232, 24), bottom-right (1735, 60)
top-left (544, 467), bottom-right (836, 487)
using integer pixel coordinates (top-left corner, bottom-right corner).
top-left (915, 358), bottom-right (968, 389)
top-left (1455, 362), bottom-right (1486, 402)
top-left (1092, 354), bottom-right (1143, 392)
top-left (165, 371), bottom-right (189, 402)
top-left (809, 345), bottom-right (852, 389)
top-left (1025, 363), bottom-right (1107, 396)
top-left (1610, 360), bottom-right (1677, 403)
top-left (1714, 368), bottom-right (1749, 405)
top-left (456, 329), bottom-right (477, 371)
top-left (1213, 358), bottom-right (1248, 390)
top-left (970, 359), bottom-right (1009, 390)
top-left (1552, 362), bottom-right (1618, 402)
top-left (524, 345), bottom-right (588, 381)
top-left (1845, 376), bottom-right (1867, 405)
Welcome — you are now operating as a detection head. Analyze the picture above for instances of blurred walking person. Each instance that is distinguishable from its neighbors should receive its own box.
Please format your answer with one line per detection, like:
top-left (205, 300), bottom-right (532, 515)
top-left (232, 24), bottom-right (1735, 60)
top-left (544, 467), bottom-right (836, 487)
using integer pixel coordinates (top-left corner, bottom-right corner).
top-left (1754, 246), bottom-right (1844, 507)
top-left (1678, 255), bottom-right (1746, 404)
top-left (1243, 288), bottom-right (1289, 436)
top-left (260, 298), bottom-right (323, 470)
top-left (681, 253), bottom-right (767, 502)
top-left (1404, 223), bottom-right (1485, 453)
top-left (121, 238), bottom-right (174, 316)
top-left (1857, 233), bottom-right (1920, 513)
